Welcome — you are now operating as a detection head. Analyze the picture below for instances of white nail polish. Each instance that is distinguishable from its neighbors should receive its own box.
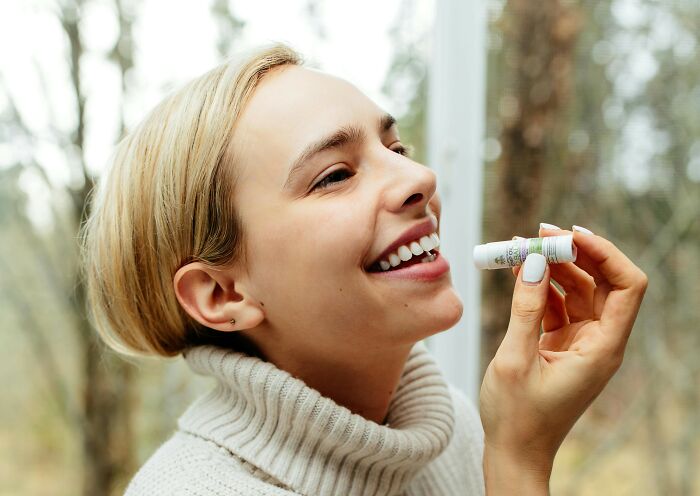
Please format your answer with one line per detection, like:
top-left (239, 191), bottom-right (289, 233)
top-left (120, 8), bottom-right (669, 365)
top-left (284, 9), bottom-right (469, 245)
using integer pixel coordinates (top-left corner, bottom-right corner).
top-left (572, 225), bottom-right (594, 235)
top-left (539, 222), bottom-right (561, 230)
top-left (522, 253), bottom-right (546, 283)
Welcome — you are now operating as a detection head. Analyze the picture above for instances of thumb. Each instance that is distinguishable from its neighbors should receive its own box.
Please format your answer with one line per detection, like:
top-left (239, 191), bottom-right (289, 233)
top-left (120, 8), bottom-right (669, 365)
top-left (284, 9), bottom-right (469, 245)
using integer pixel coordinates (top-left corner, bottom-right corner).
top-left (500, 253), bottom-right (550, 362)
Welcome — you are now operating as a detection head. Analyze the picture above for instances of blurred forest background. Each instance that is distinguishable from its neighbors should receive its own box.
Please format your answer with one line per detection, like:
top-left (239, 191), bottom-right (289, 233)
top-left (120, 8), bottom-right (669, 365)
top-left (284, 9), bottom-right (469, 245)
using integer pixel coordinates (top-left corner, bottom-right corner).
top-left (1, 0), bottom-right (699, 495)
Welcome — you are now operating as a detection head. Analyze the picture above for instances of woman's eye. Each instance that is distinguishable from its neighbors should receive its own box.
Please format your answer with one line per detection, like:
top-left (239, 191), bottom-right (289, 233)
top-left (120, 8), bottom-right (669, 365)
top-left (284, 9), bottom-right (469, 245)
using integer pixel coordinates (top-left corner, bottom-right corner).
top-left (392, 145), bottom-right (409, 156)
top-left (312, 168), bottom-right (353, 191)
top-left (310, 145), bottom-right (410, 192)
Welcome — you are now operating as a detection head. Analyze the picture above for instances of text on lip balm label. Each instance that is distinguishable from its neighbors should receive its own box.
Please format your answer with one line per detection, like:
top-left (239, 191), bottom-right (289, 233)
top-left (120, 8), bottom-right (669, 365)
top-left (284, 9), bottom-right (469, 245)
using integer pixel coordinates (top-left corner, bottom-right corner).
top-left (475, 235), bottom-right (576, 270)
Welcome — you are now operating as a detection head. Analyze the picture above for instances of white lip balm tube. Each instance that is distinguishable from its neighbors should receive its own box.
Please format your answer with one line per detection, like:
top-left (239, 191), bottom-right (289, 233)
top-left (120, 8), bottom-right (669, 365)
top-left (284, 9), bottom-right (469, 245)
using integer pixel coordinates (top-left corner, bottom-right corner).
top-left (473, 234), bottom-right (577, 270)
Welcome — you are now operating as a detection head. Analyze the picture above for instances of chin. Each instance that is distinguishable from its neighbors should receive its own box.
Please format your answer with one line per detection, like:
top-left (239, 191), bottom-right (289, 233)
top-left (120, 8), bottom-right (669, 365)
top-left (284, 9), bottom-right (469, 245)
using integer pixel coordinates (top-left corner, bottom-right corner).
top-left (435, 293), bottom-right (464, 332)
top-left (401, 289), bottom-right (464, 343)
top-left (430, 290), bottom-right (464, 332)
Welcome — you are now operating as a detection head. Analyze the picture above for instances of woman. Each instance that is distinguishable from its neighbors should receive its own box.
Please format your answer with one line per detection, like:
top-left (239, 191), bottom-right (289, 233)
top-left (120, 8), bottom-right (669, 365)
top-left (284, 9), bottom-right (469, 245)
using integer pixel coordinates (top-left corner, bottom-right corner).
top-left (80, 43), bottom-right (648, 495)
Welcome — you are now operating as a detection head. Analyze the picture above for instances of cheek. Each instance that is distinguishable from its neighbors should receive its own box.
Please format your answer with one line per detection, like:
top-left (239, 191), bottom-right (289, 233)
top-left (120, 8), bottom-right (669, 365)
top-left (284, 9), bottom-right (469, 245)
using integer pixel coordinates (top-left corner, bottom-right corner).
top-left (259, 206), bottom-right (376, 315)
top-left (428, 195), bottom-right (441, 219)
top-left (252, 204), bottom-right (370, 286)
top-left (294, 203), bottom-right (370, 268)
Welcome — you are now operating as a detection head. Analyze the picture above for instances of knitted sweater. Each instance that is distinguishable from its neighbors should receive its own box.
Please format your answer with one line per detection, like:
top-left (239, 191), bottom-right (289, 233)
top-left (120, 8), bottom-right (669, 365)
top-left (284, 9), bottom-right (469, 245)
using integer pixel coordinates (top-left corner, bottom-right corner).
top-left (125, 341), bottom-right (486, 495)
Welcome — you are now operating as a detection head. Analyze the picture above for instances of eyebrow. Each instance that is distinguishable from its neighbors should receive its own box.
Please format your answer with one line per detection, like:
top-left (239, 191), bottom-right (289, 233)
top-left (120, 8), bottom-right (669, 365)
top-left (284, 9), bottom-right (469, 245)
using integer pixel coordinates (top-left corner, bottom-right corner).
top-left (283, 113), bottom-right (397, 190)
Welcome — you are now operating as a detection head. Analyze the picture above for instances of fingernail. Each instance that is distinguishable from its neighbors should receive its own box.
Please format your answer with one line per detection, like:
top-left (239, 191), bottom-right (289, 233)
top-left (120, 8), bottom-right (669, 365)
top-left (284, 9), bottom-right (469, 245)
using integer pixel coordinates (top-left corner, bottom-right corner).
top-left (539, 222), bottom-right (561, 230)
top-left (522, 253), bottom-right (546, 284)
top-left (512, 235), bottom-right (526, 240)
top-left (572, 225), bottom-right (594, 235)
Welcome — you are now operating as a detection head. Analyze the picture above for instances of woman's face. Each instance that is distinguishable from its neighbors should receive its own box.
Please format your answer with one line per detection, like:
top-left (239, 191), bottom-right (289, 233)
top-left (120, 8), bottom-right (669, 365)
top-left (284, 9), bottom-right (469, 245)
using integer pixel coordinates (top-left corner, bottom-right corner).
top-left (233, 65), bottom-right (463, 354)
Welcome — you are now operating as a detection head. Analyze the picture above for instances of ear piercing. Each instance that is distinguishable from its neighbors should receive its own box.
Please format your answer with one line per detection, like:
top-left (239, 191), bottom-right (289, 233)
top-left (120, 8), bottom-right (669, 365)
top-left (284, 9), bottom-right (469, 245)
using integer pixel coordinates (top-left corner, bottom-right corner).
top-left (230, 318), bottom-right (236, 326)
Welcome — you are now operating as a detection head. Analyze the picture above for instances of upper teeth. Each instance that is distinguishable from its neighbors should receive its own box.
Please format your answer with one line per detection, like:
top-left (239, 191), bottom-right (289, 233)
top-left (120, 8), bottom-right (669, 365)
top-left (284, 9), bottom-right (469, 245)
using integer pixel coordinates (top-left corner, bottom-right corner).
top-left (378, 233), bottom-right (440, 271)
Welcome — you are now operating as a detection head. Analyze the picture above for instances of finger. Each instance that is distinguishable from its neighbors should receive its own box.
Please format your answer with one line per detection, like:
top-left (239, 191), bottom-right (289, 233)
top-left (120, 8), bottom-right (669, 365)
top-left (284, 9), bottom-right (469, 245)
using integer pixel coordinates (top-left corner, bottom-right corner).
top-left (539, 321), bottom-right (584, 352)
top-left (549, 263), bottom-right (596, 321)
top-left (545, 228), bottom-right (633, 322)
top-left (570, 229), bottom-right (648, 342)
top-left (538, 226), bottom-right (597, 321)
top-left (568, 232), bottom-right (612, 317)
top-left (499, 253), bottom-right (550, 365)
top-left (543, 282), bottom-right (569, 332)
top-left (538, 226), bottom-right (613, 319)
top-left (522, 272), bottom-right (569, 331)
top-left (511, 236), bottom-right (525, 278)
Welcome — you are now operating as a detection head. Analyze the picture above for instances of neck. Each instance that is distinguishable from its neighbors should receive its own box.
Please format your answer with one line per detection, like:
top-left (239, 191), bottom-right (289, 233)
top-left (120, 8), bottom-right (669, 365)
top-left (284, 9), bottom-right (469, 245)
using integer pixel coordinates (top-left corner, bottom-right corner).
top-left (247, 332), bottom-right (414, 424)
top-left (297, 346), bottom-right (413, 424)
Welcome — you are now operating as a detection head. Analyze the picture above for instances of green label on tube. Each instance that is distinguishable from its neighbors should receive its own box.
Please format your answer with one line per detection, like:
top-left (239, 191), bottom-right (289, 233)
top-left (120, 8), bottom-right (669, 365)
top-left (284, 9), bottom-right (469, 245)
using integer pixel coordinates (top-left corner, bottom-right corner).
top-left (529, 237), bottom-right (543, 255)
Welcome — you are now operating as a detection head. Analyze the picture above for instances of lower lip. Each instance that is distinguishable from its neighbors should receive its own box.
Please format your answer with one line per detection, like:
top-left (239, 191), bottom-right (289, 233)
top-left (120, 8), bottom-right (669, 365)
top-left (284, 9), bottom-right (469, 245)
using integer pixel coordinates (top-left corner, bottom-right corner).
top-left (367, 251), bottom-right (450, 281)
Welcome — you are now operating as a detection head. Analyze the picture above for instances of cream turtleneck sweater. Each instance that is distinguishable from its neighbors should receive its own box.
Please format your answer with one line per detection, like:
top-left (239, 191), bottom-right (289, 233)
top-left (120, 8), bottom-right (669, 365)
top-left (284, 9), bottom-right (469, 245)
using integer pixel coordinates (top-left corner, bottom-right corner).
top-left (125, 341), bottom-right (485, 495)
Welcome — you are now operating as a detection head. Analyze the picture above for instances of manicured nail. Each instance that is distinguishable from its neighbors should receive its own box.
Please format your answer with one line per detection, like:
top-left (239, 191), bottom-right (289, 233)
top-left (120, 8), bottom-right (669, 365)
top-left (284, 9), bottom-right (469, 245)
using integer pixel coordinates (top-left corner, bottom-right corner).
top-left (572, 225), bottom-right (594, 235)
top-left (539, 222), bottom-right (560, 230)
top-left (522, 253), bottom-right (546, 284)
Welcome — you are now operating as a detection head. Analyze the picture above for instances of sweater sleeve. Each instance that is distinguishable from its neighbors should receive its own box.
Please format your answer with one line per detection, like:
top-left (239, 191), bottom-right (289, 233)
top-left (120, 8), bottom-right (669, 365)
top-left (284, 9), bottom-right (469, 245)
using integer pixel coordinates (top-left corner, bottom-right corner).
top-left (406, 384), bottom-right (486, 496)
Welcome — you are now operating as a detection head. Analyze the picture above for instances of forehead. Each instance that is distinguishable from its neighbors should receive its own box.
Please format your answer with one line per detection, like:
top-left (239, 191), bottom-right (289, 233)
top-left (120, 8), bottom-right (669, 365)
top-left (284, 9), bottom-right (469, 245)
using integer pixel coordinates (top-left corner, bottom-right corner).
top-left (234, 66), bottom-right (382, 165)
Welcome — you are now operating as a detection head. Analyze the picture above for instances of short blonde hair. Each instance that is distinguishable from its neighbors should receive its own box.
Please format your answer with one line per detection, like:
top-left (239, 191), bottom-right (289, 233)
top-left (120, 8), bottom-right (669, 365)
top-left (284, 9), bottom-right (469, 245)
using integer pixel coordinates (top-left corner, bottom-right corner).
top-left (79, 43), bottom-right (303, 357)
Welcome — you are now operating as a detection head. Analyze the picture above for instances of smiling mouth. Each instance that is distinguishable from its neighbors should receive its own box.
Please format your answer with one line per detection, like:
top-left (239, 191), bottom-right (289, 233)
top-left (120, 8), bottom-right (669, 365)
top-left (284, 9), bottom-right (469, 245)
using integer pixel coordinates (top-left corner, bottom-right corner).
top-left (366, 248), bottom-right (439, 272)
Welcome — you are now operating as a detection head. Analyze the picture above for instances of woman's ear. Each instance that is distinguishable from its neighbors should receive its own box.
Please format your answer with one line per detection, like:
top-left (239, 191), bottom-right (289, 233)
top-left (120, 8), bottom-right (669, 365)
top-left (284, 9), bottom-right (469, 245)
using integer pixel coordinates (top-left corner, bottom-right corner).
top-left (173, 262), bottom-right (264, 332)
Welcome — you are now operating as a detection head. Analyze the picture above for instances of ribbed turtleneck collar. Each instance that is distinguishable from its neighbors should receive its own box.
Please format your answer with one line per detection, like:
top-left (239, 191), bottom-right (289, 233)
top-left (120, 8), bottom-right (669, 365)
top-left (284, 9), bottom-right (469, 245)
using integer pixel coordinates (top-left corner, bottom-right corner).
top-left (177, 341), bottom-right (455, 496)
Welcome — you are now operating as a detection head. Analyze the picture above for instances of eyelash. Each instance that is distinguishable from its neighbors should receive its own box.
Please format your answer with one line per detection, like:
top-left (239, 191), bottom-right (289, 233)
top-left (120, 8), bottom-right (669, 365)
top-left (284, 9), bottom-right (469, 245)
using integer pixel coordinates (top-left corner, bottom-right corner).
top-left (311, 145), bottom-right (411, 191)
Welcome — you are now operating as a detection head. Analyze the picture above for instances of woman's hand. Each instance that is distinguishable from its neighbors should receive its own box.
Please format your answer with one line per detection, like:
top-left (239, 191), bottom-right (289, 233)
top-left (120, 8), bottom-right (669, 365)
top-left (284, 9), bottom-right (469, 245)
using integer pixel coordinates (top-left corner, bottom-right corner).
top-left (479, 226), bottom-right (648, 494)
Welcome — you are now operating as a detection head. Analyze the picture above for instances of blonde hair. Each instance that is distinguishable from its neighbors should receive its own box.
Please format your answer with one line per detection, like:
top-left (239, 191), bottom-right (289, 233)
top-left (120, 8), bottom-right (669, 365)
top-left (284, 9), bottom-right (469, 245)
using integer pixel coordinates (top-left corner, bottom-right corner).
top-left (79, 43), bottom-right (303, 357)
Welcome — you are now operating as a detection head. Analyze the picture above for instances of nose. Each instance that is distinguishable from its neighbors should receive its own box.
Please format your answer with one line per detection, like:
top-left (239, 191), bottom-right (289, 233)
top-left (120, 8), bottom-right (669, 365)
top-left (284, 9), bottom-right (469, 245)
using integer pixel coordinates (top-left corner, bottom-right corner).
top-left (383, 157), bottom-right (437, 215)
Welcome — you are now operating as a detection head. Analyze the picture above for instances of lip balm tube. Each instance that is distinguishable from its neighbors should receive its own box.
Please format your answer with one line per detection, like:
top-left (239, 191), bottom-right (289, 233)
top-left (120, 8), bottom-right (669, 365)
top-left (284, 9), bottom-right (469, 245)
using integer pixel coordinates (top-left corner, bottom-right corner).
top-left (473, 234), bottom-right (577, 270)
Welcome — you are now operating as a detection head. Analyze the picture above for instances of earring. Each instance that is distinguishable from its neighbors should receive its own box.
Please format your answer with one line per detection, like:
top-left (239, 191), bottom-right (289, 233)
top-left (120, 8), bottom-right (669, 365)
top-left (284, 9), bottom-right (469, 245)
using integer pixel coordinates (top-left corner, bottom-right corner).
top-left (230, 318), bottom-right (236, 326)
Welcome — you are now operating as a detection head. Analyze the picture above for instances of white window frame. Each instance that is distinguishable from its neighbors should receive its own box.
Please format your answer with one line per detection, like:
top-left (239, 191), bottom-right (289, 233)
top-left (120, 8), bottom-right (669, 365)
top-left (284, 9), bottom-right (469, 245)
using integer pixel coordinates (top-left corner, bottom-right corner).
top-left (425, 0), bottom-right (487, 405)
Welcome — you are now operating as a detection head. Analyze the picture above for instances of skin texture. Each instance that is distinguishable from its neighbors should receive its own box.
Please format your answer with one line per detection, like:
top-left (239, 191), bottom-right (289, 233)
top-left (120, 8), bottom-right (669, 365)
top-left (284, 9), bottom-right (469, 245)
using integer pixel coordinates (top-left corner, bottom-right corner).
top-left (173, 65), bottom-right (463, 424)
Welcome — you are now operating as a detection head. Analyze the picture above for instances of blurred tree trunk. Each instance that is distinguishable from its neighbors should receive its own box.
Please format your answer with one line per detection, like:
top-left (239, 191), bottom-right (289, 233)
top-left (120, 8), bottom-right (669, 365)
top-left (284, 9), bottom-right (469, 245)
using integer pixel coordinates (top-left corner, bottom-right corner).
top-left (60, 1), bottom-right (137, 494)
top-left (481, 0), bottom-right (581, 369)
top-left (77, 281), bottom-right (135, 496)
top-left (74, 181), bottom-right (135, 496)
